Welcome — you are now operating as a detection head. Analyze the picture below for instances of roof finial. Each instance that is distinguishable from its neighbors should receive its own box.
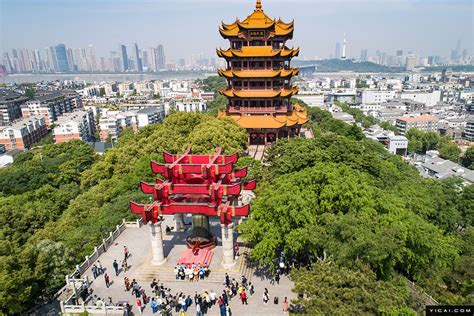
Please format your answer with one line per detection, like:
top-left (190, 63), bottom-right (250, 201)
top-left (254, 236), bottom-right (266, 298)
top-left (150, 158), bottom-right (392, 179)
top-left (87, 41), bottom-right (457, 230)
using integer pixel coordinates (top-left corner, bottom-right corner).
top-left (256, 0), bottom-right (263, 11)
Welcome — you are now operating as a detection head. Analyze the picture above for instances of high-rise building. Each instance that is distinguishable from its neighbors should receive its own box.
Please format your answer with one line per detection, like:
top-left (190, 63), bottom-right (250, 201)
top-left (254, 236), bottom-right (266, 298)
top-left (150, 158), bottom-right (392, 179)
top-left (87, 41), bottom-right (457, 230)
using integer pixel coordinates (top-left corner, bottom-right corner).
top-left (341, 33), bottom-right (347, 59)
top-left (110, 51), bottom-right (121, 72)
top-left (55, 44), bottom-right (69, 72)
top-left (87, 45), bottom-right (97, 71)
top-left (142, 51), bottom-right (149, 70)
top-left (405, 54), bottom-right (417, 71)
top-left (119, 44), bottom-right (129, 71)
top-left (66, 48), bottom-right (75, 71)
top-left (134, 43), bottom-right (143, 72)
top-left (360, 49), bottom-right (368, 62)
top-left (216, 0), bottom-right (308, 145)
top-left (335, 42), bottom-right (341, 59)
top-left (156, 44), bottom-right (166, 70)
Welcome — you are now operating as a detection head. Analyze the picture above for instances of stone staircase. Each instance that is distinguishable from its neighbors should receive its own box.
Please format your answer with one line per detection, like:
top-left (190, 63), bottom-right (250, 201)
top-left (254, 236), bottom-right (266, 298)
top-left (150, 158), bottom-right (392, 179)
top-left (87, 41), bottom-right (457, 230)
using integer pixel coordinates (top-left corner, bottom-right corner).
top-left (130, 247), bottom-right (253, 285)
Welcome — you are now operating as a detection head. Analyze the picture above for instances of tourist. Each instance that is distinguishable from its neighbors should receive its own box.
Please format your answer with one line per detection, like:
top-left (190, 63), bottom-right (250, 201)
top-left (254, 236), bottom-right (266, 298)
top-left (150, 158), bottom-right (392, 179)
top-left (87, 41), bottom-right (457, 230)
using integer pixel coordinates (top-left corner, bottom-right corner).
top-left (240, 289), bottom-right (248, 305)
top-left (150, 297), bottom-right (157, 314)
top-left (104, 273), bottom-right (110, 288)
top-left (263, 288), bottom-right (269, 304)
top-left (97, 260), bottom-right (104, 275)
top-left (96, 297), bottom-right (104, 307)
top-left (224, 273), bottom-right (230, 287)
top-left (222, 290), bottom-right (228, 306)
top-left (91, 264), bottom-right (98, 279)
top-left (195, 302), bottom-right (202, 316)
top-left (249, 283), bottom-right (254, 296)
top-left (226, 305), bottom-right (232, 316)
top-left (185, 295), bottom-right (192, 308)
top-left (142, 291), bottom-right (148, 305)
top-left (174, 266), bottom-right (179, 280)
top-left (241, 275), bottom-right (247, 287)
top-left (132, 282), bottom-right (141, 298)
top-left (180, 308), bottom-right (187, 316)
top-left (275, 272), bottom-right (280, 285)
top-left (136, 298), bottom-right (143, 314)
top-left (219, 303), bottom-right (226, 316)
top-left (124, 277), bottom-right (130, 291)
top-left (113, 259), bottom-right (119, 276)
top-left (209, 290), bottom-right (217, 305)
top-left (150, 278), bottom-right (158, 294)
top-left (282, 297), bottom-right (289, 313)
top-left (123, 245), bottom-right (129, 260)
top-left (122, 260), bottom-right (128, 273)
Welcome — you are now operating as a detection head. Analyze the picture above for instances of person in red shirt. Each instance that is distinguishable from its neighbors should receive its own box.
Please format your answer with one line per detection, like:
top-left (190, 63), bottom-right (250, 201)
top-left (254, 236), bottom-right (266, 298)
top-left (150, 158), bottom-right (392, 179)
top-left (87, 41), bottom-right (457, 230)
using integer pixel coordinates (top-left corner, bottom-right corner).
top-left (136, 298), bottom-right (142, 314)
top-left (104, 273), bottom-right (110, 288)
top-left (240, 290), bottom-right (248, 305)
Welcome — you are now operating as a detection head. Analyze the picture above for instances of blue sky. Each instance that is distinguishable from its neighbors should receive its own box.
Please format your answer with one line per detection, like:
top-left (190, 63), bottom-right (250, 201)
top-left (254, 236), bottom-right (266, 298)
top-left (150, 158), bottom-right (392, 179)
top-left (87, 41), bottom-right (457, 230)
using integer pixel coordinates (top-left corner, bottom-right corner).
top-left (1, 0), bottom-right (472, 60)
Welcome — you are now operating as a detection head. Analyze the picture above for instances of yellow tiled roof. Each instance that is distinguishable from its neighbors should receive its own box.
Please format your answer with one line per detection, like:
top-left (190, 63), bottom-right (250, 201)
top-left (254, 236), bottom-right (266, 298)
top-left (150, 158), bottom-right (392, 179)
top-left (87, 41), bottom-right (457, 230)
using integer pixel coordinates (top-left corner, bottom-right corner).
top-left (218, 104), bottom-right (308, 129)
top-left (219, 2), bottom-right (294, 38)
top-left (217, 68), bottom-right (299, 78)
top-left (216, 47), bottom-right (299, 58)
top-left (219, 87), bottom-right (299, 98)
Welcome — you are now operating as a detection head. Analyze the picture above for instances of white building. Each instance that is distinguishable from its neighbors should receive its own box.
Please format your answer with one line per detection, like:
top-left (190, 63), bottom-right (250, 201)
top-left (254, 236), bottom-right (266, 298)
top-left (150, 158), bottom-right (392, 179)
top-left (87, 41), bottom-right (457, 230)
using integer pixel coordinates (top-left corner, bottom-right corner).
top-left (53, 110), bottom-right (95, 143)
top-left (361, 90), bottom-right (397, 105)
top-left (400, 90), bottom-right (441, 107)
top-left (137, 107), bottom-right (165, 127)
top-left (174, 99), bottom-right (207, 113)
top-left (396, 115), bottom-right (439, 134)
top-left (387, 135), bottom-right (408, 156)
top-left (294, 94), bottom-right (325, 107)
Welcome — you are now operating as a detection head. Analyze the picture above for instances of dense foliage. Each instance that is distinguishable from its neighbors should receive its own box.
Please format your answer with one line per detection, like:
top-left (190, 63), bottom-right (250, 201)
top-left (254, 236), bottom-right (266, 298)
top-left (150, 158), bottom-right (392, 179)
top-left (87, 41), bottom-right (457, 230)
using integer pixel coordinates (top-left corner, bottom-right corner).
top-left (239, 107), bottom-right (474, 313)
top-left (405, 128), bottom-right (464, 163)
top-left (196, 76), bottom-right (227, 116)
top-left (0, 113), bottom-right (247, 314)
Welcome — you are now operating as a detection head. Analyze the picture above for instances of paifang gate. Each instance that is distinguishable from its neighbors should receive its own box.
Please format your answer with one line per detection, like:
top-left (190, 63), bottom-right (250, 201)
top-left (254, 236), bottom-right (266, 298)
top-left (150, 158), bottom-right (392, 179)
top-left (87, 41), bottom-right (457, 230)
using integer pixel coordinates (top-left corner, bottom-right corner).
top-left (130, 147), bottom-right (256, 268)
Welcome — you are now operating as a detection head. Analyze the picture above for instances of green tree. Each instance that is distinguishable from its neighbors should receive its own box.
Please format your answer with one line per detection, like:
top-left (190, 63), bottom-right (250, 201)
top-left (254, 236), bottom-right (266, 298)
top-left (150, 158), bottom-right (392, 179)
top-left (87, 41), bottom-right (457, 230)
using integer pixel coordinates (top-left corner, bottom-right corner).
top-left (461, 146), bottom-right (474, 169)
top-left (292, 263), bottom-right (412, 315)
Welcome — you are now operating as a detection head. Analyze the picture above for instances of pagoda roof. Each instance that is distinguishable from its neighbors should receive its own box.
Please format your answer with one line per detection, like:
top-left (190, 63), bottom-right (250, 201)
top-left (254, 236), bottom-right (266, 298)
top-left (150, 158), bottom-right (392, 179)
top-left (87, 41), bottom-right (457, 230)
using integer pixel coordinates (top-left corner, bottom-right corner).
top-left (218, 104), bottom-right (308, 129)
top-left (219, 87), bottom-right (298, 98)
top-left (216, 47), bottom-right (299, 58)
top-left (219, 0), bottom-right (294, 38)
top-left (218, 68), bottom-right (299, 79)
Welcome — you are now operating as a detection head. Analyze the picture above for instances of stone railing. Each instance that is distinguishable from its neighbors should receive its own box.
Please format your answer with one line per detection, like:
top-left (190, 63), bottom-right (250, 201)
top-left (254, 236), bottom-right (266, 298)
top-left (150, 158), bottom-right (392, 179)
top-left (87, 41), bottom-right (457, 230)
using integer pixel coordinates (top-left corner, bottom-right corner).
top-left (60, 302), bottom-right (124, 315)
top-left (404, 277), bottom-right (439, 306)
top-left (56, 218), bottom-right (142, 315)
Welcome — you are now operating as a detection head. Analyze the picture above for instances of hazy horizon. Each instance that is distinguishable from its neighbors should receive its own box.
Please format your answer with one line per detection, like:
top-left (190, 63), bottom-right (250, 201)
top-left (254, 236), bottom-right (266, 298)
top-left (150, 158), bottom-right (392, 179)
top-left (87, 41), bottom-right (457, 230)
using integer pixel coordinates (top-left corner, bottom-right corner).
top-left (1, 0), bottom-right (473, 61)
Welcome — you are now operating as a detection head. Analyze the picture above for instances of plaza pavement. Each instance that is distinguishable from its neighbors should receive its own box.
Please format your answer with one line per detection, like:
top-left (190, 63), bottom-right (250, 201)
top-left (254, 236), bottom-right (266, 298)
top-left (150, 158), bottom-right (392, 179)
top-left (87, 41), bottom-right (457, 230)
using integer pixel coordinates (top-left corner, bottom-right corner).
top-left (80, 215), bottom-right (295, 316)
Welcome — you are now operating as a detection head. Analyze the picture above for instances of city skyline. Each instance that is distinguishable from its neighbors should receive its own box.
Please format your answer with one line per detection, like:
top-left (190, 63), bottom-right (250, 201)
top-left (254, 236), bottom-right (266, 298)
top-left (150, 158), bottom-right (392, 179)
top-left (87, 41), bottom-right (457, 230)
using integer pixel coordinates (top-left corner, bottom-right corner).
top-left (1, 0), bottom-right (472, 61)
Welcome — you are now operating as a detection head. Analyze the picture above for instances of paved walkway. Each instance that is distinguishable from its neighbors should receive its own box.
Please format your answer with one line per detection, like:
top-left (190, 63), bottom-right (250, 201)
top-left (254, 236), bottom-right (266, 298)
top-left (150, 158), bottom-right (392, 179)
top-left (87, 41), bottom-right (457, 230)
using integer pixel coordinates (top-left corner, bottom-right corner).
top-left (79, 215), bottom-right (295, 315)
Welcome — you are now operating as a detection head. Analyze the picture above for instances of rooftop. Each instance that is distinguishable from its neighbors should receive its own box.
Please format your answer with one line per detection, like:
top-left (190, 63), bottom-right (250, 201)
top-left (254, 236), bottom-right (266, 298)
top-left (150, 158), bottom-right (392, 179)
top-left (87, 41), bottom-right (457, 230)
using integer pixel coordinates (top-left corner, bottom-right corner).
top-left (422, 157), bottom-right (474, 184)
top-left (397, 115), bottom-right (439, 122)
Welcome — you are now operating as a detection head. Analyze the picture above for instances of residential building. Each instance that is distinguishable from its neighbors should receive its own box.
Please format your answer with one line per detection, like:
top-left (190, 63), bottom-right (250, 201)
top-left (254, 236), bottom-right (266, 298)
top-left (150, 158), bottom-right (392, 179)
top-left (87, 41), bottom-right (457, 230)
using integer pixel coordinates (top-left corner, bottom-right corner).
top-left (400, 90), bottom-right (441, 107)
top-left (137, 107), bottom-right (165, 127)
top-left (396, 115), bottom-right (439, 134)
top-left (21, 91), bottom-right (81, 125)
top-left (174, 99), bottom-right (206, 113)
top-left (53, 110), bottom-right (95, 143)
top-left (0, 89), bottom-right (28, 126)
top-left (422, 156), bottom-right (474, 185)
top-left (0, 116), bottom-right (48, 150)
top-left (465, 116), bottom-right (474, 141)
top-left (361, 90), bottom-right (397, 105)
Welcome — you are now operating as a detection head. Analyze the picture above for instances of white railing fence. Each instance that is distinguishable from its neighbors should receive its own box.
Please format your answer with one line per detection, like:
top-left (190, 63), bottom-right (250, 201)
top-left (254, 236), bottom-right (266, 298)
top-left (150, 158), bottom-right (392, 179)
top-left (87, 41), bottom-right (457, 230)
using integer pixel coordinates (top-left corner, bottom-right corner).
top-left (57, 218), bottom-right (142, 315)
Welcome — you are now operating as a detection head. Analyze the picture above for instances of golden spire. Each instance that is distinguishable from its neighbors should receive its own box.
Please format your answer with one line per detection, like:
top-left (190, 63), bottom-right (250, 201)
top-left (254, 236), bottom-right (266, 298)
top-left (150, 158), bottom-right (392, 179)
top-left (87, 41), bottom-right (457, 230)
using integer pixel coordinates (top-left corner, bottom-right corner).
top-left (256, 0), bottom-right (263, 11)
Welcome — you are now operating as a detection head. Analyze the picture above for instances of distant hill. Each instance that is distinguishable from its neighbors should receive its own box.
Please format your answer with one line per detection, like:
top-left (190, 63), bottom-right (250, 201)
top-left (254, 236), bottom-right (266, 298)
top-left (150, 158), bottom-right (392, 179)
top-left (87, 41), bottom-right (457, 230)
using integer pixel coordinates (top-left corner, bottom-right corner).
top-left (294, 59), bottom-right (404, 73)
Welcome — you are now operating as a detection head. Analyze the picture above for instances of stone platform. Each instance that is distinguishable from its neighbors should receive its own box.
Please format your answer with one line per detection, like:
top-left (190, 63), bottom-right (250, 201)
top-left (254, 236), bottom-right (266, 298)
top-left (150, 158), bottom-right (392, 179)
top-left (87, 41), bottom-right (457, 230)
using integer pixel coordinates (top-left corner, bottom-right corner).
top-left (74, 215), bottom-right (295, 315)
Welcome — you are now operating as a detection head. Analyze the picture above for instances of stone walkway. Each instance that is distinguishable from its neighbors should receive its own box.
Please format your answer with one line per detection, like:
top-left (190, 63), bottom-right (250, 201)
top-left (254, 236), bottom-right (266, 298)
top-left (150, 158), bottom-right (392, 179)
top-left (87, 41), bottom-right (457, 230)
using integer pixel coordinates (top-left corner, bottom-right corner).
top-left (79, 215), bottom-right (294, 315)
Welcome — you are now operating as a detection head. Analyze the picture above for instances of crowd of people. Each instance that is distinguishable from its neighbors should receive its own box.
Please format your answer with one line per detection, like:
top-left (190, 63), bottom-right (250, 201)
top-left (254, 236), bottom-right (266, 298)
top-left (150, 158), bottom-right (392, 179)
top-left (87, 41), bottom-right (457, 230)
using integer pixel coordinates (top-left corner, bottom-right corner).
top-left (84, 244), bottom-right (291, 315)
top-left (174, 264), bottom-right (210, 282)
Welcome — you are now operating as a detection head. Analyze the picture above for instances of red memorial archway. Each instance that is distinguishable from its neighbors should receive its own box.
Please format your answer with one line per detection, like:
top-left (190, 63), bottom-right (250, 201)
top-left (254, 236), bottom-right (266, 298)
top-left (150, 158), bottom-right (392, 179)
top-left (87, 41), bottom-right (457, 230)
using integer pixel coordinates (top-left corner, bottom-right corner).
top-left (130, 147), bottom-right (256, 267)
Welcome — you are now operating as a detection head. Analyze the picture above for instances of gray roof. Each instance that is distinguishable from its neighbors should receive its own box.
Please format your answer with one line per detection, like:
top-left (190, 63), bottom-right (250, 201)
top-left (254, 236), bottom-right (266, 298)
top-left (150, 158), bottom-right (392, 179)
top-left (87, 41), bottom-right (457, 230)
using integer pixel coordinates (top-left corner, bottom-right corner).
top-left (137, 107), bottom-right (161, 114)
top-left (422, 157), bottom-right (474, 184)
top-left (0, 89), bottom-right (27, 102)
top-left (34, 91), bottom-right (65, 102)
